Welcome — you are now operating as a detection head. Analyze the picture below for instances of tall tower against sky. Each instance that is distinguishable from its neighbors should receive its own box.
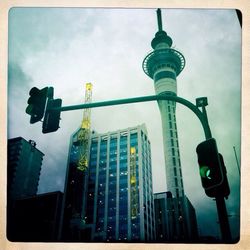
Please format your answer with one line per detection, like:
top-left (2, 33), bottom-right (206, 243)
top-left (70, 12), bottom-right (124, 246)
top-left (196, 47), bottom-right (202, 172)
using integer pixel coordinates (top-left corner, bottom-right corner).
top-left (143, 9), bottom-right (185, 198)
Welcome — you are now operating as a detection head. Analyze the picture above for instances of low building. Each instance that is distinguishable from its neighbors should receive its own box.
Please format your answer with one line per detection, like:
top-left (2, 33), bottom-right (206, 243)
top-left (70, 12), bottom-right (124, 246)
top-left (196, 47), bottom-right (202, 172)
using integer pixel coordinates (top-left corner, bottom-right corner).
top-left (7, 191), bottom-right (63, 241)
top-left (154, 191), bottom-right (198, 242)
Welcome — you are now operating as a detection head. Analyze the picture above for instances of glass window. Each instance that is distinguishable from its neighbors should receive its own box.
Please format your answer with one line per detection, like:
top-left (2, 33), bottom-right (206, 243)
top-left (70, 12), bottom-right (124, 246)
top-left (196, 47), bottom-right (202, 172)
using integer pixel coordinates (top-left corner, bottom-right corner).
top-left (120, 136), bottom-right (127, 142)
top-left (130, 133), bottom-right (137, 140)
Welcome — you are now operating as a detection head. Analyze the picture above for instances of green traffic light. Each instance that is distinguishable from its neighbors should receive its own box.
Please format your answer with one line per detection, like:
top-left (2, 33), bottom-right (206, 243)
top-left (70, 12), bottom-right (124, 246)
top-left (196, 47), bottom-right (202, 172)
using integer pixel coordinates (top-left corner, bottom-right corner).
top-left (206, 169), bottom-right (211, 179)
top-left (200, 166), bottom-right (211, 179)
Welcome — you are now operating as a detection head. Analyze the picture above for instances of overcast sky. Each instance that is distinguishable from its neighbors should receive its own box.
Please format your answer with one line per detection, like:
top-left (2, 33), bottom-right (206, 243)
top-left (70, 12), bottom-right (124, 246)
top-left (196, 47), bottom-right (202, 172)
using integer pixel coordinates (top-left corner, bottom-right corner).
top-left (8, 8), bottom-right (241, 240)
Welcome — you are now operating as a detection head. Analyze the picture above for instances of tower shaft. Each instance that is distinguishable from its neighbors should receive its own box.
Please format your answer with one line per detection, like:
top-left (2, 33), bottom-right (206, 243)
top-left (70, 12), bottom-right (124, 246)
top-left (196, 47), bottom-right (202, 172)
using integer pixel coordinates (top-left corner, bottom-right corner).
top-left (143, 9), bottom-right (185, 198)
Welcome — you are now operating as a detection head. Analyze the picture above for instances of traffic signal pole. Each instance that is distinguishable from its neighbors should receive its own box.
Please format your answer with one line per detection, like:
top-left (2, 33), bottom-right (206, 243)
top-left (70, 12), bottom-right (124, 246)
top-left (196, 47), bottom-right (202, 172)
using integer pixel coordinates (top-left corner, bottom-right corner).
top-left (198, 103), bottom-right (232, 243)
top-left (48, 94), bottom-right (212, 140)
top-left (216, 196), bottom-right (232, 242)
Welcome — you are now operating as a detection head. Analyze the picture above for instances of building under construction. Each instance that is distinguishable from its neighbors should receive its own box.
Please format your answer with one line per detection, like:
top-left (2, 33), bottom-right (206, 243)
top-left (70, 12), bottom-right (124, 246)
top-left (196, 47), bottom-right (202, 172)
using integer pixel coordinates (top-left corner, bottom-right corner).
top-left (62, 122), bottom-right (155, 241)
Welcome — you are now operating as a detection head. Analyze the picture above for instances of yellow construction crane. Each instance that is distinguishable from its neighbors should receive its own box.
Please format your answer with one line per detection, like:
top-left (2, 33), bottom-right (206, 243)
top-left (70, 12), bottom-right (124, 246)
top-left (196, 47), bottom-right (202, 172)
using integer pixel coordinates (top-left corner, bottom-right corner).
top-left (77, 83), bottom-right (92, 171)
top-left (130, 147), bottom-right (138, 219)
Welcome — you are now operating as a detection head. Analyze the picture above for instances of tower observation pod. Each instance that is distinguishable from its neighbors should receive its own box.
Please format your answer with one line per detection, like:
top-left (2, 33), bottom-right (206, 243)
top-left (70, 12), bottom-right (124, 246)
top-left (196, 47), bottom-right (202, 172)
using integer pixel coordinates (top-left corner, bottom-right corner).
top-left (143, 9), bottom-right (185, 198)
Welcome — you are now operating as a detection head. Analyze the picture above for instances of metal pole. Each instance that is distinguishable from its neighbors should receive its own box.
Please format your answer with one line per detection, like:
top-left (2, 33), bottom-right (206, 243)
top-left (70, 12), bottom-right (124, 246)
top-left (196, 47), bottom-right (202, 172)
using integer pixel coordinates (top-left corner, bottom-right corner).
top-left (215, 196), bottom-right (232, 242)
top-left (50, 94), bottom-right (212, 140)
top-left (233, 146), bottom-right (240, 175)
top-left (200, 104), bottom-right (232, 243)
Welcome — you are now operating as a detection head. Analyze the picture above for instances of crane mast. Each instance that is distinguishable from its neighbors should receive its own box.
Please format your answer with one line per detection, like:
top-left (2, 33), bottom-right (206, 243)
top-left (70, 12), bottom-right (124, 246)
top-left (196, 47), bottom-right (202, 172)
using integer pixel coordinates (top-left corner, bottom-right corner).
top-left (77, 83), bottom-right (92, 171)
top-left (130, 147), bottom-right (138, 219)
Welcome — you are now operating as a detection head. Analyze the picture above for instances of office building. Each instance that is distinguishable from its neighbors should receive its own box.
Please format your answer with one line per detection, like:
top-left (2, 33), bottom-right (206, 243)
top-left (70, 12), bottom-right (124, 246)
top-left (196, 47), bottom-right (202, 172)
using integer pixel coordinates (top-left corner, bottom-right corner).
top-left (63, 124), bottom-right (155, 242)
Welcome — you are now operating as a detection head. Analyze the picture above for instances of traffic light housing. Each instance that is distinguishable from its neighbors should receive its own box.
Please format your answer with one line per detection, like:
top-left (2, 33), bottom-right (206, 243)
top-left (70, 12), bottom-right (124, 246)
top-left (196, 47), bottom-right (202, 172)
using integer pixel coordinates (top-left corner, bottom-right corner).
top-left (25, 87), bottom-right (48, 123)
top-left (42, 98), bottom-right (62, 133)
top-left (217, 153), bottom-right (230, 198)
top-left (196, 138), bottom-right (230, 197)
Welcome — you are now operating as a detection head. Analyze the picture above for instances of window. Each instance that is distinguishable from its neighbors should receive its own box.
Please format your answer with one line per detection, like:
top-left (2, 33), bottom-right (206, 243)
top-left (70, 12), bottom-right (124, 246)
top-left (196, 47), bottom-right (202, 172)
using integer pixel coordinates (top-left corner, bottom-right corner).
top-left (172, 148), bottom-right (175, 156)
top-left (175, 178), bottom-right (178, 186)
top-left (174, 167), bottom-right (177, 176)
top-left (176, 189), bottom-right (179, 198)
top-left (173, 157), bottom-right (176, 166)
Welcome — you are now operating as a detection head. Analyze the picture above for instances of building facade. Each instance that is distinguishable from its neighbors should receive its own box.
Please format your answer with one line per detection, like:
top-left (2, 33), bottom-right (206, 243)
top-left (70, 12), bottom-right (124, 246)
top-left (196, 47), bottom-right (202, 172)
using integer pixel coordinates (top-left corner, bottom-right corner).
top-left (143, 9), bottom-right (185, 198)
top-left (154, 191), bottom-right (198, 242)
top-left (8, 191), bottom-right (63, 241)
top-left (63, 124), bottom-right (155, 242)
top-left (7, 137), bottom-right (44, 200)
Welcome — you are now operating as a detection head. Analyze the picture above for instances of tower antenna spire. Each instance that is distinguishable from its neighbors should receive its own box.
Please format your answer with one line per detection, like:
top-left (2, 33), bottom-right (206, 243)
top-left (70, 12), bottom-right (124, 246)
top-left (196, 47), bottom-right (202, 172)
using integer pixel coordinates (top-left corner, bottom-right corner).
top-left (157, 8), bottom-right (163, 31)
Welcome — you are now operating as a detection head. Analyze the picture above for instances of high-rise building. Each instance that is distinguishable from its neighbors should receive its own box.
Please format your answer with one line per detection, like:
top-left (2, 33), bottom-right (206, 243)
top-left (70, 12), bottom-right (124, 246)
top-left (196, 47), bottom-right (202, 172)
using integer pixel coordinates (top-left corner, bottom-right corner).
top-left (7, 137), bottom-right (44, 200)
top-left (143, 9), bottom-right (185, 198)
top-left (154, 191), bottom-right (198, 242)
top-left (62, 124), bottom-right (155, 242)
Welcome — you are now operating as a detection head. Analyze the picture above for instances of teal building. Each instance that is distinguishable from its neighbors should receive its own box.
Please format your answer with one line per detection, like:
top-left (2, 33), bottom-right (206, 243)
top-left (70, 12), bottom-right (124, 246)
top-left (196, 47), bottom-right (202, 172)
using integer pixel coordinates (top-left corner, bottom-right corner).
top-left (63, 124), bottom-right (155, 242)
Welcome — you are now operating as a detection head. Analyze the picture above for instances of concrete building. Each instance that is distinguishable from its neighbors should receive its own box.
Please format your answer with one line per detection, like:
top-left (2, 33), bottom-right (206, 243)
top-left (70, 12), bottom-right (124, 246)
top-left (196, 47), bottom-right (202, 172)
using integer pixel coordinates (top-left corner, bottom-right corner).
top-left (154, 191), bottom-right (198, 242)
top-left (7, 137), bottom-right (44, 200)
top-left (143, 9), bottom-right (185, 198)
top-left (62, 124), bottom-right (155, 242)
top-left (143, 9), bottom-right (199, 242)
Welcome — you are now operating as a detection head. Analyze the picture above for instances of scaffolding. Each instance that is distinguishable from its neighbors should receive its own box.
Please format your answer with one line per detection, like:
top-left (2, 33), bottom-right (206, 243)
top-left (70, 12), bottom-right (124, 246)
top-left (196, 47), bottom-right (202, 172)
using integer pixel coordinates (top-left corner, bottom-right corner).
top-left (77, 83), bottom-right (92, 171)
top-left (130, 147), bottom-right (138, 219)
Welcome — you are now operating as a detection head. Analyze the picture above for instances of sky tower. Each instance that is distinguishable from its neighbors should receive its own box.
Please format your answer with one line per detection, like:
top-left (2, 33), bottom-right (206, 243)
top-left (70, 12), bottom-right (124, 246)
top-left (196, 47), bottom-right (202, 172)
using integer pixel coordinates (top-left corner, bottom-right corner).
top-left (143, 9), bottom-right (185, 198)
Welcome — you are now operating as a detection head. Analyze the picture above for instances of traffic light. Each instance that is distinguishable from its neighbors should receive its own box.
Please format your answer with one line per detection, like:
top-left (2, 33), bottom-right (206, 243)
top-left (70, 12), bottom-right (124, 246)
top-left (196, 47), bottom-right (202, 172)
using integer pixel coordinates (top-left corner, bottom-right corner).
top-left (196, 138), bottom-right (225, 197)
top-left (25, 87), bottom-right (48, 123)
top-left (42, 98), bottom-right (62, 133)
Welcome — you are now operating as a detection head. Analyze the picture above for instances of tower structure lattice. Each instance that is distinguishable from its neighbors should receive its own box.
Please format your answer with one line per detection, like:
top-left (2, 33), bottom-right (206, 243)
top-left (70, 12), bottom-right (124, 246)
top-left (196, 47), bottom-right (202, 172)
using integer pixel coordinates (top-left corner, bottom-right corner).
top-left (77, 83), bottom-right (92, 171)
top-left (130, 147), bottom-right (138, 219)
